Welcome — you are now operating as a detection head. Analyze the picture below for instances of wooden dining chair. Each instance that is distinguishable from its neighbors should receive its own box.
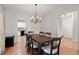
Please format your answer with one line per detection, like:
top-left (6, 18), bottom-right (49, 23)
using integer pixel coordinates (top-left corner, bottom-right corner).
top-left (25, 34), bottom-right (38, 54)
top-left (41, 36), bottom-right (63, 55)
top-left (28, 31), bottom-right (34, 35)
top-left (45, 32), bottom-right (51, 37)
top-left (42, 32), bottom-right (51, 46)
top-left (39, 31), bottom-right (44, 36)
top-left (25, 33), bottom-right (32, 53)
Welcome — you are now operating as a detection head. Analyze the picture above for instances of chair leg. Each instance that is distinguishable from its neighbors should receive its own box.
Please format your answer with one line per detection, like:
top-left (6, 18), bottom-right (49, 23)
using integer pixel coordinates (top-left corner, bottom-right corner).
top-left (26, 44), bottom-right (31, 53)
top-left (31, 47), bottom-right (33, 55)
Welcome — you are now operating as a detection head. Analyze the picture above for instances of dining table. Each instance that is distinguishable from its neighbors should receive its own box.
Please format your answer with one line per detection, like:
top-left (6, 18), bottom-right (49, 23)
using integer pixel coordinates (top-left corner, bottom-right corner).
top-left (31, 34), bottom-right (51, 55)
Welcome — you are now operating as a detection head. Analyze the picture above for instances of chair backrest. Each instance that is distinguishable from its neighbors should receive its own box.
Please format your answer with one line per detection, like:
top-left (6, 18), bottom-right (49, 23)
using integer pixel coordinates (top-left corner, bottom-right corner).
top-left (39, 31), bottom-right (44, 35)
top-left (28, 35), bottom-right (33, 43)
top-left (45, 32), bottom-right (51, 37)
top-left (26, 33), bottom-right (32, 44)
top-left (51, 36), bottom-right (63, 54)
top-left (28, 31), bottom-right (34, 35)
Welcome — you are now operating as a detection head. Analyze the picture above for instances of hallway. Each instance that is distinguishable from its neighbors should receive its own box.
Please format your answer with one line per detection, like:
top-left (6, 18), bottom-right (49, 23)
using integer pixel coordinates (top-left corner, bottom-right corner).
top-left (4, 36), bottom-right (78, 55)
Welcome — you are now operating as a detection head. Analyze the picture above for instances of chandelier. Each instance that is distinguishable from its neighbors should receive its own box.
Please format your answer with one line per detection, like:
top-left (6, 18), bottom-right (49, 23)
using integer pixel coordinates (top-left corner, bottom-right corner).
top-left (31, 4), bottom-right (42, 24)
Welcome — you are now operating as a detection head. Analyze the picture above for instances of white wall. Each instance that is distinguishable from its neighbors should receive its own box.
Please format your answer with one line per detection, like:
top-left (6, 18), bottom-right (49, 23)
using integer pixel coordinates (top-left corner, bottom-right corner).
top-left (39, 13), bottom-right (58, 37)
top-left (4, 7), bottom-right (18, 43)
top-left (0, 6), bottom-right (5, 54)
top-left (61, 12), bottom-right (74, 38)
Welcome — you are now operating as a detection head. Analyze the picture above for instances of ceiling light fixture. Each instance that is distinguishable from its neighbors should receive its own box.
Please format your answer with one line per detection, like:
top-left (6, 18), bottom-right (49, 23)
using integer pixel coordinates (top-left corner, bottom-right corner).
top-left (31, 4), bottom-right (42, 24)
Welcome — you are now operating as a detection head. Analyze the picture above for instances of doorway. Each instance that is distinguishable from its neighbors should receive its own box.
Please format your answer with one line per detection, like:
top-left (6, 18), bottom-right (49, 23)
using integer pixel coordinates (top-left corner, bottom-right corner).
top-left (17, 20), bottom-right (26, 36)
top-left (61, 12), bottom-right (74, 38)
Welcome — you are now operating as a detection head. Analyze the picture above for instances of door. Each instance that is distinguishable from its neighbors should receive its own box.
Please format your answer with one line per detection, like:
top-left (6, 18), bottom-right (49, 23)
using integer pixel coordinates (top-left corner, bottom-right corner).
top-left (17, 20), bottom-right (26, 36)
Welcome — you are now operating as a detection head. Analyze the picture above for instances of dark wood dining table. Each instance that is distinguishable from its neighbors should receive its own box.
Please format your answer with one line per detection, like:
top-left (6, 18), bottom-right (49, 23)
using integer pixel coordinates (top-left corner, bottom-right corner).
top-left (31, 34), bottom-right (51, 55)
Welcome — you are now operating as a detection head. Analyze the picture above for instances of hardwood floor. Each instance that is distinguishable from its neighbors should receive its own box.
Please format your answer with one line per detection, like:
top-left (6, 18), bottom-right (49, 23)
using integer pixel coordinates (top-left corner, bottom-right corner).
top-left (4, 36), bottom-right (79, 55)
top-left (60, 37), bottom-right (79, 55)
top-left (4, 36), bottom-right (28, 55)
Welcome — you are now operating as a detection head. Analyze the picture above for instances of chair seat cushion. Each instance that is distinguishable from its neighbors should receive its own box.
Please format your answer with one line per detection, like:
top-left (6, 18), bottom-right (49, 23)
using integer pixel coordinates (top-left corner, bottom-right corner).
top-left (45, 34), bottom-right (50, 37)
top-left (31, 41), bottom-right (38, 48)
top-left (41, 45), bottom-right (57, 54)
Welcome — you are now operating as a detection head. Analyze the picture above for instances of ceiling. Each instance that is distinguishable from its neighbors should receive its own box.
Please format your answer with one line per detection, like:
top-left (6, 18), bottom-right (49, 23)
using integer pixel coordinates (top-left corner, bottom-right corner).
top-left (3, 4), bottom-right (79, 17)
top-left (3, 4), bottom-right (66, 17)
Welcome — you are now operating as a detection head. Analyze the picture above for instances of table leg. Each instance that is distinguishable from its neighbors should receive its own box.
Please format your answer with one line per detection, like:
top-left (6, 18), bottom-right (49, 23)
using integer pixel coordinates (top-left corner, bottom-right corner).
top-left (38, 43), bottom-right (42, 55)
